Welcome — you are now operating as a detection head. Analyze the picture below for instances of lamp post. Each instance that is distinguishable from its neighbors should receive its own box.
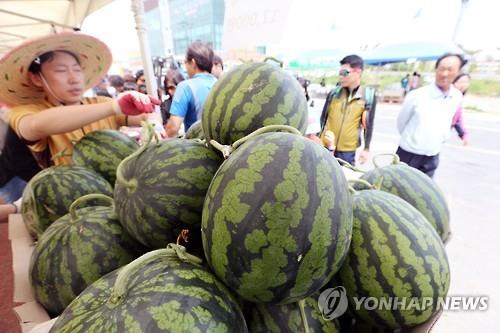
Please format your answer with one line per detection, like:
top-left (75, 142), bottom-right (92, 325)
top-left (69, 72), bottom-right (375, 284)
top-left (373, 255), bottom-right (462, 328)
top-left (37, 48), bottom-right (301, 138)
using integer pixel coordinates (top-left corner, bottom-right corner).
top-left (452, 0), bottom-right (470, 43)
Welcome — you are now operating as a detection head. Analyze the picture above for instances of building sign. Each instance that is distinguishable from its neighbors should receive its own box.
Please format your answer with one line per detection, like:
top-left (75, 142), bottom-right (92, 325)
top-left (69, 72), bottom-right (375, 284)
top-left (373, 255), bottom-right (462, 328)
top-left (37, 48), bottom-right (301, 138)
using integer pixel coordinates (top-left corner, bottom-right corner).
top-left (223, 0), bottom-right (292, 50)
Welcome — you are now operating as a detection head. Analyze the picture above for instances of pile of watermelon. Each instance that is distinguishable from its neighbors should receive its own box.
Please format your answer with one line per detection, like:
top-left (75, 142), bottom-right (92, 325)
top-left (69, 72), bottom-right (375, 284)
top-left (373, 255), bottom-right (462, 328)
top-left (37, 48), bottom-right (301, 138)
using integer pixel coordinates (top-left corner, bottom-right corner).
top-left (21, 62), bottom-right (451, 332)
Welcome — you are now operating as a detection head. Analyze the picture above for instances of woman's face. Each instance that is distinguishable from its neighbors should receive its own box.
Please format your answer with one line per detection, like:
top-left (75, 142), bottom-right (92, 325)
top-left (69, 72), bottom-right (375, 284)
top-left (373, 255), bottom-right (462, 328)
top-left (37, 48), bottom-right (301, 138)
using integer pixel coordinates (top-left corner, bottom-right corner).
top-left (166, 79), bottom-right (177, 97)
top-left (453, 75), bottom-right (470, 94)
top-left (36, 51), bottom-right (84, 105)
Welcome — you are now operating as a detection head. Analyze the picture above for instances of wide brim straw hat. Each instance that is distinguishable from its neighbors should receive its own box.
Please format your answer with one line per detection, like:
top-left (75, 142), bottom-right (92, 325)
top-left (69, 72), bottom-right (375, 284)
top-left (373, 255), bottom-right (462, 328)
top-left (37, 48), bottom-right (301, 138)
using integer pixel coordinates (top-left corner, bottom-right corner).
top-left (0, 32), bottom-right (112, 106)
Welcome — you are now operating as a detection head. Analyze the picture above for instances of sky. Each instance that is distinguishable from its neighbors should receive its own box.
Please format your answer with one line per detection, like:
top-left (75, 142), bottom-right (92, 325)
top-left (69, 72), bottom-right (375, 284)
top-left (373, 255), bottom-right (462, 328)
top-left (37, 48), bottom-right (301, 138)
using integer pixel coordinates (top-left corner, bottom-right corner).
top-left (82, 0), bottom-right (500, 65)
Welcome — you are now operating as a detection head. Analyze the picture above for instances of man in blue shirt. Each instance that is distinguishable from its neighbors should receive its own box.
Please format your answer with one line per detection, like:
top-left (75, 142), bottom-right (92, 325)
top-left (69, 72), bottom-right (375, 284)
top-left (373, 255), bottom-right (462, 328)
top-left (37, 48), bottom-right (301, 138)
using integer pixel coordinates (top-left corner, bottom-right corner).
top-left (165, 42), bottom-right (217, 137)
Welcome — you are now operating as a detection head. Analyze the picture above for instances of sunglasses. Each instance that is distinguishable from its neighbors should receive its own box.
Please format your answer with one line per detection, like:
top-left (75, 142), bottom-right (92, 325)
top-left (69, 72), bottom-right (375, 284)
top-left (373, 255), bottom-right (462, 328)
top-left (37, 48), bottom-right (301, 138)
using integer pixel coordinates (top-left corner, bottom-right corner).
top-left (339, 69), bottom-right (351, 77)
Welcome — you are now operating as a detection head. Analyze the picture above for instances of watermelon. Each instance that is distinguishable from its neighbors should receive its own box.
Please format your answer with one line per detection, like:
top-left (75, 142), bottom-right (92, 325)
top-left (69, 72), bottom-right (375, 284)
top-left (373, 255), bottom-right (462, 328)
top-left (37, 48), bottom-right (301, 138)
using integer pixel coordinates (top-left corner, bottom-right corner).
top-left (114, 138), bottom-right (222, 249)
top-left (357, 160), bottom-right (450, 242)
top-left (29, 194), bottom-right (144, 316)
top-left (184, 120), bottom-right (205, 140)
top-left (246, 296), bottom-right (340, 332)
top-left (202, 132), bottom-right (353, 304)
top-left (21, 165), bottom-right (113, 237)
top-left (202, 62), bottom-right (308, 146)
top-left (72, 129), bottom-right (139, 185)
top-left (335, 190), bottom-right (450, 329)
top-left (51, 244), bottom-right (248, 332)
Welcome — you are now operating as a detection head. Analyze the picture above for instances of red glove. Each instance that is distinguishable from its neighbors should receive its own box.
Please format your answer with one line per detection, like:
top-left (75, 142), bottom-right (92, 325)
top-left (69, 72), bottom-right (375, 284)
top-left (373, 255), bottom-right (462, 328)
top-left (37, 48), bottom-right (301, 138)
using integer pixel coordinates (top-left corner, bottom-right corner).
top-left (112, 91), bottom-right (161, 115)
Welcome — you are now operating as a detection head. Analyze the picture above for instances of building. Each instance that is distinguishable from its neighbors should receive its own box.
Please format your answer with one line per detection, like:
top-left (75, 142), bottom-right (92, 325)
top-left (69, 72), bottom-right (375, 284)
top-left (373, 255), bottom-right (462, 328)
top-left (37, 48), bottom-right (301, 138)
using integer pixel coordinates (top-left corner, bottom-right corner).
top-left (145, 0), bottom-right (224, 57)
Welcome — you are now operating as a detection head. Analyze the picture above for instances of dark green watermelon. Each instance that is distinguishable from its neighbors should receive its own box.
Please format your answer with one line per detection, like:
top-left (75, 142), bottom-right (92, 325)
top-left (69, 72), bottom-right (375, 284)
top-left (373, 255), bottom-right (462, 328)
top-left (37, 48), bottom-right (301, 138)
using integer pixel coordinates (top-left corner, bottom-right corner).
top-left (335, 190), bottom-right (450, 329)
top-left (29, 194), bottom-right (144, 316)
top-left (357, 163), bottom-right (450, 242)
top-left (51, 244), bottom-right (248, 332)
top-left (114, 138), bottom-right (222, 249)
top-left (202, 62), bottom-right (308, 146)
top-left (72, 129), bottom-right (138, 185)
top-left (202, 132), bottom-right (353, 304)
top-left (184, 120), bottom-right (205, 140)
top-left (246, 295), bottom-right (340, 332)
top-left (21, 165), bottom-right (113, 237)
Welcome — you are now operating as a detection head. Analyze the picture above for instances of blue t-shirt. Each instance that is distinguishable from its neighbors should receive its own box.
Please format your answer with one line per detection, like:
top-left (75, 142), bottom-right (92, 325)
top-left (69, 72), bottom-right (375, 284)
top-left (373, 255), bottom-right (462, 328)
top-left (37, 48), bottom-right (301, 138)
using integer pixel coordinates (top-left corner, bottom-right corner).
top-left (169, 73), bottom-right (217, 131)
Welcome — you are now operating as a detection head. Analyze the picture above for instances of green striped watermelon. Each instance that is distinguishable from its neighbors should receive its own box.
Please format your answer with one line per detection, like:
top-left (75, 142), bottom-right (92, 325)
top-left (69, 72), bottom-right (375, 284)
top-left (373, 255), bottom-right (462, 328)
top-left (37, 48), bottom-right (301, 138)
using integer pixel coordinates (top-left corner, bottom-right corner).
top-left (21, 165), bottom-right (113, 237)
top-left (114, 138), bottom-right (222, 249)
top-left (72, 129), bottom-right (138, 185)
top-left (184, 120), bottom-right (205, 140)
top-left (357, 162), bottom-right (450, 242)
top-left (246, 296), bottom-right (340, 332)
top-left (202, 132), bottom-right (353, 304)
top-left (51, 244), bottom-right (248, 332)
top-left (202, 62), bottom-right (308, 146)
top-left (335, 190), bottom-right (450, 329)
top-left (29, 194), bottom-right (144, 316)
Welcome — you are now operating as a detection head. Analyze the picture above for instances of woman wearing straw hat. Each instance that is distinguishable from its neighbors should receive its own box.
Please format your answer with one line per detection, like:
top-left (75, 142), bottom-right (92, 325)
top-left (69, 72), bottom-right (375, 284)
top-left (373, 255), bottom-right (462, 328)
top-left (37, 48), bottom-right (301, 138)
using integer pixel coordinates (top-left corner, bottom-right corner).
top-left (0, 32), bottom-right (159, 221)
top-left (0, 32), bottom-right (159, 168)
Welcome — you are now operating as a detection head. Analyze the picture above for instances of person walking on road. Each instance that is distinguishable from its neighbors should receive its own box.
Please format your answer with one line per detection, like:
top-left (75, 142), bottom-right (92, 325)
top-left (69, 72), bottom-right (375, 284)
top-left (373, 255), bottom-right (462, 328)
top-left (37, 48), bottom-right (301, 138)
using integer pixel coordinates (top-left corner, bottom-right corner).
top-left (396, 53), bottom-right (465, 178)
top-left (319, 54), bottom-right (377, 165)
top-left (401, 73), bottom-right (410, 96)
top-left (452, 73), bottom-right (471, 145)
top-left (409, 71), bottom-right (421, 91)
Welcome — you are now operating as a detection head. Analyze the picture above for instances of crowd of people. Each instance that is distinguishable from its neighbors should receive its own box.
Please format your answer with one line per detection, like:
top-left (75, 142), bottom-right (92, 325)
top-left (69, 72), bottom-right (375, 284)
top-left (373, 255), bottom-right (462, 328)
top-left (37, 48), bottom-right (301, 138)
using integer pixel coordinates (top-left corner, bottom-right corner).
top-left (0, 30), bottom-right (472, 222)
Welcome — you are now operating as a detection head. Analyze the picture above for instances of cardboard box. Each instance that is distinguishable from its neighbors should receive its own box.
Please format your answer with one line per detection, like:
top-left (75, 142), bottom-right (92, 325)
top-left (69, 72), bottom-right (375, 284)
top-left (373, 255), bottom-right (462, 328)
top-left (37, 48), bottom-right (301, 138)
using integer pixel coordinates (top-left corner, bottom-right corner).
top-left (8, 214), bottom-right (53, 332)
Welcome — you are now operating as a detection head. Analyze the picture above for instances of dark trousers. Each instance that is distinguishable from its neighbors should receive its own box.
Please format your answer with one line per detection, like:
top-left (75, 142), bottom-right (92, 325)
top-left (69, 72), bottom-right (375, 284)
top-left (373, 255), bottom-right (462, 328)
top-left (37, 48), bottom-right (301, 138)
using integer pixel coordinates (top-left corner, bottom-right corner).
top-left (396, 147), bottom-right (440, 178)
top-left (334, 151), bottom-right (356, 165)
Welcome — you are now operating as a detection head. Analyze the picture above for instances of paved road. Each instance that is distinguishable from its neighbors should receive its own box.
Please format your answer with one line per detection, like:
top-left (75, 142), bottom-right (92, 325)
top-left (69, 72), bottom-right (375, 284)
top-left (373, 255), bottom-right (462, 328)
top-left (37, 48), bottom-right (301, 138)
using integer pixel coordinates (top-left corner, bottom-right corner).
top-left (372, 103), bottom-right (500, 333)
top-left (308, 100), bottom-right (500, 332)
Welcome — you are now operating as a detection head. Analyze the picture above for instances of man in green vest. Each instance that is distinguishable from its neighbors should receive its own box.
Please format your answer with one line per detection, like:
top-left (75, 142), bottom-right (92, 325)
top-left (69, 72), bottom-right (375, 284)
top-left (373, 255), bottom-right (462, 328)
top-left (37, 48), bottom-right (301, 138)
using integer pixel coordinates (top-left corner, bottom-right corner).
top-left (319, 54), bottom-right (376, 165)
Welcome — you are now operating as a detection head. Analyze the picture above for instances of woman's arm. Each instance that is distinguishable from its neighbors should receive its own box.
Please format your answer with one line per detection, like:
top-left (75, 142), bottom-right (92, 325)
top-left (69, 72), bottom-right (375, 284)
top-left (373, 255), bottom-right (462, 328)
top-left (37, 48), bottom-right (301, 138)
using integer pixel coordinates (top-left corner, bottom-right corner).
top-left (18, 101), bottom-right (115, 141)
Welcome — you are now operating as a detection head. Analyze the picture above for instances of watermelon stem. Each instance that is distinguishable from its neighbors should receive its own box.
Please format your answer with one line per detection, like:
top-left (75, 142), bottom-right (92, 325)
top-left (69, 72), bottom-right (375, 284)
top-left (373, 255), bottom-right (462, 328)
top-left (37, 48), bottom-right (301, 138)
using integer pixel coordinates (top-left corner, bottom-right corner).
top-left (372, 153), bottom-right (400, 168)
top-left (337, 158), bottom-right (365, 173)
top-left (298, 299), bottom-right (310, 333)
top-left (348, 179), bottom-right (375, 191)
top-left (263, 56), bottom-right (284, 68)
top-left (209, 139), bottom-right (234, 158)
top-left (209, 125), bottom-right (302, 158)
top-left (191, 138), bottom-right (206, 145)
top-left (348, 186), bottom-right (356, 195)
top-left (373, 176), bottom-right (384, 191)
top-left (232, 125), bottom-right (302, 150)
top-left (109, 244), bottom-right (203, 304)
top-left (115, 122), bottom-right (156, 189)
top-left (69, 194), bottom-right (115, 221)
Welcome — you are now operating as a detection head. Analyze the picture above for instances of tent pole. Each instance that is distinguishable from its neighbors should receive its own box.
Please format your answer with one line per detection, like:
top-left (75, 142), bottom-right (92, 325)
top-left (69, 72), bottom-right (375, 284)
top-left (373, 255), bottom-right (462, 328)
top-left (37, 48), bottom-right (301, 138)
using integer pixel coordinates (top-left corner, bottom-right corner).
top-left (131, 0), bottom-right (163, 130)
top-left (131, 0), bottom-right (158, 96)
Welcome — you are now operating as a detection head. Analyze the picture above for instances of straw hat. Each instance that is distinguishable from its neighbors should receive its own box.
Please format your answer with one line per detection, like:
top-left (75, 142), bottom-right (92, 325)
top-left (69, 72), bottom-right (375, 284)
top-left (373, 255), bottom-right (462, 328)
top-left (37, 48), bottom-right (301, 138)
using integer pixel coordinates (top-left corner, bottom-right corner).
top-left (0, 32), bottom-right (112, 106)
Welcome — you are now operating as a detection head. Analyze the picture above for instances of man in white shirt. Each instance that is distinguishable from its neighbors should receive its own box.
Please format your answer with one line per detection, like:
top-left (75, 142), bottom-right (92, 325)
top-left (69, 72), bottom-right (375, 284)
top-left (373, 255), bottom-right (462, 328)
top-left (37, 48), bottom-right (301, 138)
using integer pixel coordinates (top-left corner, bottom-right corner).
top-left (396, 53), bottom-right (465, 178)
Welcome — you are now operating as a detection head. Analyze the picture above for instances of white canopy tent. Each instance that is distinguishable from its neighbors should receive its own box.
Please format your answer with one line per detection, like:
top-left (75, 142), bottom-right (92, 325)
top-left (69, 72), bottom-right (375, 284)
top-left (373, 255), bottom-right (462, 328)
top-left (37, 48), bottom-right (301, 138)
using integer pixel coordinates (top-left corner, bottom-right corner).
top-left (0, 0), bottom-right (114, 56)
top-left (0, 0), bottom-right (159, 97)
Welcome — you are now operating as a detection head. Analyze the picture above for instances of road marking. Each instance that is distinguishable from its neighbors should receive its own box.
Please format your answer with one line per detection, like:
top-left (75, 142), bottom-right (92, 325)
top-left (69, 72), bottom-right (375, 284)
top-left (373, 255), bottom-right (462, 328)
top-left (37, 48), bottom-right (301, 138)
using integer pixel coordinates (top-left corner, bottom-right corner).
top-left (375, 133), bottom-right (500, 157)
top-left (376, 115), bottom-right (500, 133)
top-left (466, 125), bottom-right (500, 133)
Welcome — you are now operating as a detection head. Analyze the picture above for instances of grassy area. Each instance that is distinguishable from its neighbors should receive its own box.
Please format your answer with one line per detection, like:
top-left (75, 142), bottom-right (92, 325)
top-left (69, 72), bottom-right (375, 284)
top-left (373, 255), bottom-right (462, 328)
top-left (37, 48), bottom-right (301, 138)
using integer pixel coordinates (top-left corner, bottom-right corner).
top-left (310, 72), bottom-right (500, 97)
top-left (310, 73), bottom-right (403, 90)
top-left (468, 80), bottom-right (500, 97)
